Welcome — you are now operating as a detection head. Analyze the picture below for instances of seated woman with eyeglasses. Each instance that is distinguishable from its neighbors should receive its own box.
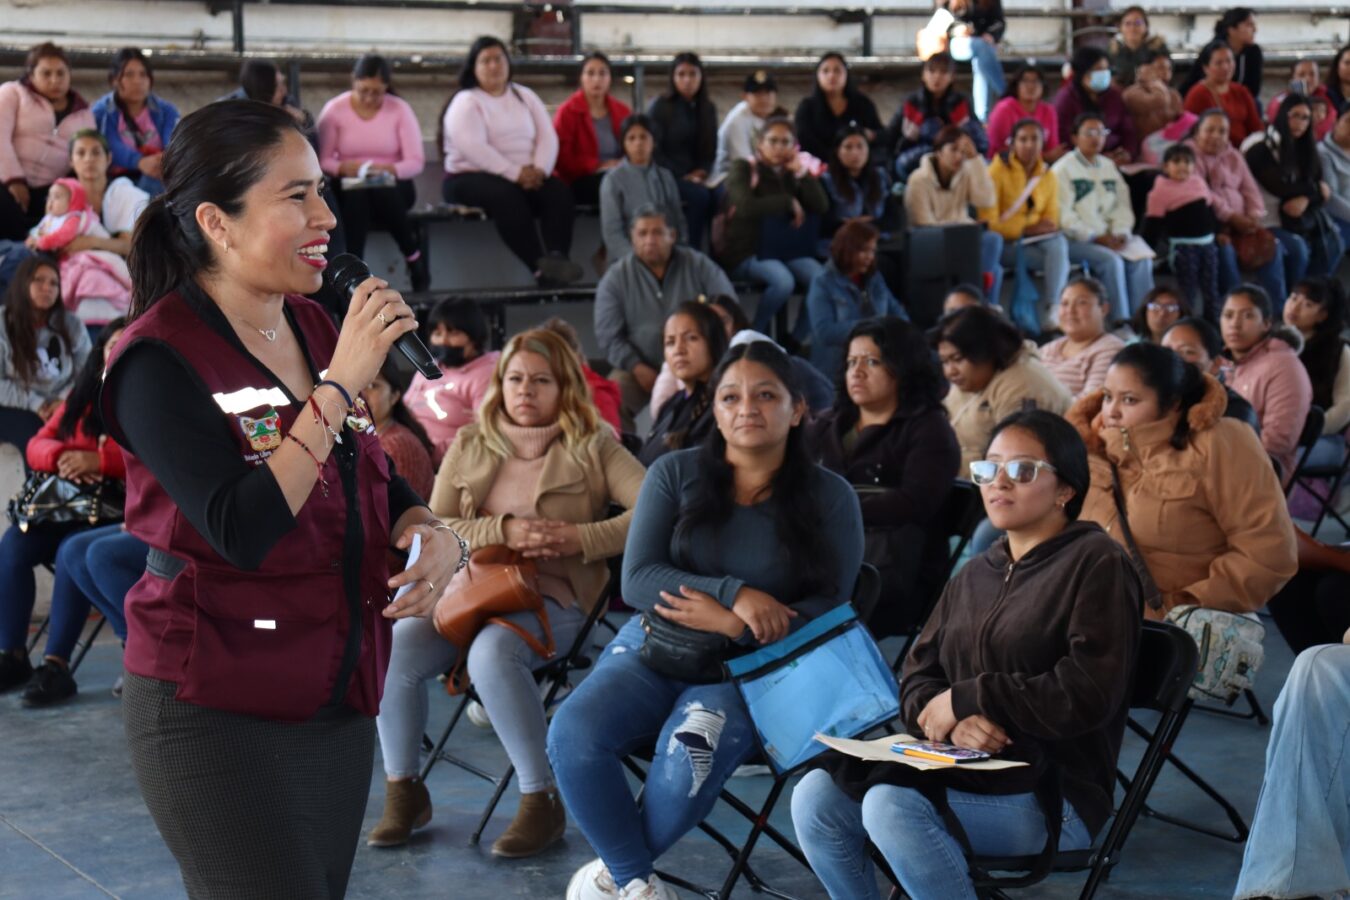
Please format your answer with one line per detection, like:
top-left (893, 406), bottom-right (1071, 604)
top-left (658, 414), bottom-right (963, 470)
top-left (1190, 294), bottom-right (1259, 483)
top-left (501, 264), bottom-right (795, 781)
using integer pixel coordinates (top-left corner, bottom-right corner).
top-left (1068, 342), bottom-right (1297, 619)
top-left (792, 409), bottom-right (1142, 900)
top-left (1129, 286), bottom-right (1183, 344)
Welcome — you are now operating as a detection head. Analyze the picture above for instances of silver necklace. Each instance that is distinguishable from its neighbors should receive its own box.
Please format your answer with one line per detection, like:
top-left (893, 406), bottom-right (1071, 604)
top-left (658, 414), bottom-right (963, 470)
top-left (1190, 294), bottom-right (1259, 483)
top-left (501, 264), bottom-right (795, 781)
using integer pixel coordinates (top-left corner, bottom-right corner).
top-left (258, 327), bottom-right (278, 342)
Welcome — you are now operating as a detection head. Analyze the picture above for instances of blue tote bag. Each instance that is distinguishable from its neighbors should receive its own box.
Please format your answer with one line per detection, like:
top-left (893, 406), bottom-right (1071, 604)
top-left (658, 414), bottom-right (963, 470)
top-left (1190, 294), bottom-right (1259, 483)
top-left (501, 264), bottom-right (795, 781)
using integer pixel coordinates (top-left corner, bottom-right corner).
top-left (725, 604), bottom-right (898, 774)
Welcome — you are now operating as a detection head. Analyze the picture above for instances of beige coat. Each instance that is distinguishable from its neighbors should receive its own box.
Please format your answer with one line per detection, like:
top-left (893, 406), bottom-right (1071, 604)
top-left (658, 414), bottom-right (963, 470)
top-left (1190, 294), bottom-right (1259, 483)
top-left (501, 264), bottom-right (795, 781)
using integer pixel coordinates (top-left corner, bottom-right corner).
top-left (1068, 374), bottom-right (1297, 616)
top-left (430, 424), bottom-right (646, 613)
top-left (943, 346), bottom-right (1072, 473)
top-left (904, 153), bottom-right (996, 226)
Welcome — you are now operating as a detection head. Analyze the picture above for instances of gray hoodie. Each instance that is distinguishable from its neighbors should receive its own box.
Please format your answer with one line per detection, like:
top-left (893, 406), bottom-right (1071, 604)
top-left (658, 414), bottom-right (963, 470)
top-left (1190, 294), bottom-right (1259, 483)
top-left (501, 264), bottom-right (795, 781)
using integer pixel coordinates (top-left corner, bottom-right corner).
top-left (593, 245), bottom-right (737, 372)
top-left (599, 159), bottom-right (688, 258)
top-left (1317, 133), bottom-right (1350, 223)
top-left (0, 318), bottom-right (92, 412)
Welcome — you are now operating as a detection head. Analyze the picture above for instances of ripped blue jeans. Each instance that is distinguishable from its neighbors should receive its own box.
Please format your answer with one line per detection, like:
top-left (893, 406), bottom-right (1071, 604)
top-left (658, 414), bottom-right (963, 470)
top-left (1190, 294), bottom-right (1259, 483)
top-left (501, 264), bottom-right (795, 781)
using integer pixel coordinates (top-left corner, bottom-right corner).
top-left (547, 616), bottom-right (757, 886)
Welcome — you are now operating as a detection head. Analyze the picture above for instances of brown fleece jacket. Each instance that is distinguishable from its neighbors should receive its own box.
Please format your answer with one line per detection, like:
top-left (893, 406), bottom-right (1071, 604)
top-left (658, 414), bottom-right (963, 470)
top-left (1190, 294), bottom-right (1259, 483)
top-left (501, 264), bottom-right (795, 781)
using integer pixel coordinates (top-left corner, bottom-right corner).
top-left (1067, 373), bottom-right (1297, 617)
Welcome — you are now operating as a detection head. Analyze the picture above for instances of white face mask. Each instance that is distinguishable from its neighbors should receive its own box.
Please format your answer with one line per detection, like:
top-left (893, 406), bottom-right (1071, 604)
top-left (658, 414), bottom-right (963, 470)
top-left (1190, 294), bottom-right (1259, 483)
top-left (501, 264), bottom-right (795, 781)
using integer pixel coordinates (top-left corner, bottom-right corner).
top-left (1087, 69), bottom-right (1112, 93)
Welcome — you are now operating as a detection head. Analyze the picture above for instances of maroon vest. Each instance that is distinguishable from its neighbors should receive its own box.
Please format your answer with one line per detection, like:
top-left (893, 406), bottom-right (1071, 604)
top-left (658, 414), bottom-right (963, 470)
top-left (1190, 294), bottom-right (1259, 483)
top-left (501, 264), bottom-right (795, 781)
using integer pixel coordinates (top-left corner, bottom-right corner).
top-left (104, 291), bottom-right (393, 721)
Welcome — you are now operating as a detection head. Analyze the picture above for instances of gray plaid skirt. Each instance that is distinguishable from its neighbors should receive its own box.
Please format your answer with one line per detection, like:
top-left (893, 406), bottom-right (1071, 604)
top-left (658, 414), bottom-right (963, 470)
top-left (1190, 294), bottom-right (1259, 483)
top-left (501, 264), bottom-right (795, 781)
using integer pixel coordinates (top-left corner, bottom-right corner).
top-left (123, 673), bottom-right (375, 899)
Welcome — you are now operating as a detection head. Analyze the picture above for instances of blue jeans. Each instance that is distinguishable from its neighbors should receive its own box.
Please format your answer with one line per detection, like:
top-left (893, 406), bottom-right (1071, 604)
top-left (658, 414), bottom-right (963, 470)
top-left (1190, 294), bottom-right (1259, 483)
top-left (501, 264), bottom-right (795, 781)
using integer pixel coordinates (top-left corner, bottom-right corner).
top-left (1217, 239), bottom-right (1289, 305)
top-left (1067, 240), bottom-right (1155, 321)
top-left (1235, 644), bottom-right (1350, 899)
top-left (547, 617), bottom-right (758, 886)
top-left (0, 522), bottom-right (82, 652)
top-left (980, 230), bottom-right (1005, 304)
top-left (949, 36), bottom-right (1006, 123)
top-left (676, 179), bottom-right (715, 252)
top-left (999, 235), bottom-right (1070, 325)
top-left (44, 525), bottom-right (145, 655)
top-left (1271, 229), bottom-right (1311, 311)
top-left (733, 256), bottom-right (824, 340)
top-left (792, 768), bottom-right (1091, 900)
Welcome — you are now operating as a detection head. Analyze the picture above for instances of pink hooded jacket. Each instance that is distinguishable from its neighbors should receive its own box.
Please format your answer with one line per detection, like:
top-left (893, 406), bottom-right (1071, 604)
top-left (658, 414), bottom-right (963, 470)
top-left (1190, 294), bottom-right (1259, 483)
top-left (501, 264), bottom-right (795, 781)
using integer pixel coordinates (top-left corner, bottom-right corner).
top-left (1228, 326), bottom-right (1313, 482)
top-left (0, 80), bottom-right (94, 188)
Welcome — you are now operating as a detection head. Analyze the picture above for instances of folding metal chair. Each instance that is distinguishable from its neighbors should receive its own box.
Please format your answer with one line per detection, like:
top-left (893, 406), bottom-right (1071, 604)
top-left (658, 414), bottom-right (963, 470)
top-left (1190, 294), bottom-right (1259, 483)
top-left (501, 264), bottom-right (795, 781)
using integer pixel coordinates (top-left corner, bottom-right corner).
top-left (418, 577), bottom-right (615, 844)
top-left (26, 559), bottom-right (109, 676)
top-left (627, 565), bottom-right (884, 900)
top-left (892, 479), bottom-right (983, 674)
top-left (1287, 405), bottom-right (1350, 538)
top-left (887, 620), bottom-right (1201, 900)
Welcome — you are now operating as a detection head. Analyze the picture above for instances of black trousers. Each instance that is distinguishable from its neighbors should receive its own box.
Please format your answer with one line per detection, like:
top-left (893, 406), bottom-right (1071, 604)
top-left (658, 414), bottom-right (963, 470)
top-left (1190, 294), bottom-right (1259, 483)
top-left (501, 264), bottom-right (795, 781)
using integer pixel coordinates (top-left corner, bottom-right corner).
top-left (443, 171), bottom-right (574, 271)
top-left (333, 178), bottom-right (416, 259)
top-left (0, 184), bottom-right (48, 242)
top-left (1266, 569), bottom-right (1350, 654)
top-left (123, 673), bottom-right (375, 900)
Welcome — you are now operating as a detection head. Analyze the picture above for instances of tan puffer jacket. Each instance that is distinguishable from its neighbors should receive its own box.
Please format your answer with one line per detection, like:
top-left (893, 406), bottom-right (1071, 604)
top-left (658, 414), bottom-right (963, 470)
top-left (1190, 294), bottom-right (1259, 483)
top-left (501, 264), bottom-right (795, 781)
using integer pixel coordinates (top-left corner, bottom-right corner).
top-left (1067, 373), bottom-right (1298, 617)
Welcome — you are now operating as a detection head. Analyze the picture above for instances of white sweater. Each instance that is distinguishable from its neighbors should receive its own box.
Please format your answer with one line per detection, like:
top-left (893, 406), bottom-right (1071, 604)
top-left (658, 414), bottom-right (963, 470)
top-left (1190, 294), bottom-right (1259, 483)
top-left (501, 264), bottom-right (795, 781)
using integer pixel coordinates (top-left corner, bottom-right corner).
top-left (1051, 149), bottom-right (1135, 242)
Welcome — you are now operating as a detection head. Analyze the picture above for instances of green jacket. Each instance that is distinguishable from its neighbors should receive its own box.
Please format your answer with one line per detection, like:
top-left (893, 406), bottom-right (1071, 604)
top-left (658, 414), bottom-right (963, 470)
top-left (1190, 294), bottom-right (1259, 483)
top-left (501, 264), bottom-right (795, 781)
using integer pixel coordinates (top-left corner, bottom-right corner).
top-left (719, 158), bottom-right (829, 270)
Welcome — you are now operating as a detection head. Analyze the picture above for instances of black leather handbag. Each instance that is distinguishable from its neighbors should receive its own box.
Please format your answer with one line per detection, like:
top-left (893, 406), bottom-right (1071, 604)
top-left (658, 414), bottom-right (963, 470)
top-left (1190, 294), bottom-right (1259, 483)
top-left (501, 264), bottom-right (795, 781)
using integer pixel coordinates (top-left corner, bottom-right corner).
top-left (6, 472), bottom-right (124, 533)
top-left (638, 612), bottom-right (733, 684)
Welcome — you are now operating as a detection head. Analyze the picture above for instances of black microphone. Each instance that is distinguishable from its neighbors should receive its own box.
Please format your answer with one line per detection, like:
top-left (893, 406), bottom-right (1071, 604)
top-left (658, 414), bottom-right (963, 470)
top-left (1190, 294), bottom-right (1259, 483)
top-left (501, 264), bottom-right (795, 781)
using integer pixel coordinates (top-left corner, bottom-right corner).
top-left (324, 253), bottom-right (442, 380)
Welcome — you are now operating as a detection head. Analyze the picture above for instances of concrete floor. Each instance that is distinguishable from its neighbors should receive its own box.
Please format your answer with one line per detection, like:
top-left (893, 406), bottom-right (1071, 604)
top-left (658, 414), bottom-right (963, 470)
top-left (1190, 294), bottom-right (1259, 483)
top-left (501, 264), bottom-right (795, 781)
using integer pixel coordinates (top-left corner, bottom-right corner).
top-left (0, 609), bottom-right (1303, 900)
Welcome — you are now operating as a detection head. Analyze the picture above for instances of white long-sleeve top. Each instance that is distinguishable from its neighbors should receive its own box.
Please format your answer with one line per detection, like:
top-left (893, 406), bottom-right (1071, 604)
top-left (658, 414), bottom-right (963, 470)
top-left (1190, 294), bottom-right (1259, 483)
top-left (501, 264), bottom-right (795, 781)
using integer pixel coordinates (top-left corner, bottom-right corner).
top-left (1051, 149), bottom-right (1135, 242)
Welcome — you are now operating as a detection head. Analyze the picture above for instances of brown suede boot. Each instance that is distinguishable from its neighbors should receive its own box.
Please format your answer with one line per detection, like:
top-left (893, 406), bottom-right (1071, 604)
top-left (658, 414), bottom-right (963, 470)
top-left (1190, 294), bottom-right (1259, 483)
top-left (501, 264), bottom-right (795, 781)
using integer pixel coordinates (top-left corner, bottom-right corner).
top-left (366, 778), bottom-right (432, 847)
top-left (490, 790), bottom-right (566, 858)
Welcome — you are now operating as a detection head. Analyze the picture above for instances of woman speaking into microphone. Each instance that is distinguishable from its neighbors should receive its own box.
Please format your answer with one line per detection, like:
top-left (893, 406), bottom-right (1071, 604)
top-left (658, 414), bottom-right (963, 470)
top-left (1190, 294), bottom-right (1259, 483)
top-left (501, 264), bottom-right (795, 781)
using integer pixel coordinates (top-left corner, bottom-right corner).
top-left (100, 100), bottom-right (466, 899)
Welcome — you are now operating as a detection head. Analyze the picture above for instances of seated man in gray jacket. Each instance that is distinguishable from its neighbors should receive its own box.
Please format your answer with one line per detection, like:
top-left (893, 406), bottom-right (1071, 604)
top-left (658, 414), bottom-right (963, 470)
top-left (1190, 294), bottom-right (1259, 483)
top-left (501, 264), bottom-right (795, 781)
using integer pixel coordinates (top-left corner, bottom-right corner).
top-left (593, 205), bottom-right (736, 430)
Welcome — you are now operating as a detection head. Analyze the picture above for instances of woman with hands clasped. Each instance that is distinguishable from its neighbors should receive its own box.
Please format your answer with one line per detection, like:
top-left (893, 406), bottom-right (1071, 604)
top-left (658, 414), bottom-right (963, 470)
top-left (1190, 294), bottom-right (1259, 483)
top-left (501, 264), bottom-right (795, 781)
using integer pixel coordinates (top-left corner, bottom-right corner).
top-left (792, 410), bottom-right (1142, 900)
top-left (551, 341), bottom-right (863, 900)
top-left (101, 101), bottom-right (466, 899)
top-left (372, 329), bottom-right (645, 858)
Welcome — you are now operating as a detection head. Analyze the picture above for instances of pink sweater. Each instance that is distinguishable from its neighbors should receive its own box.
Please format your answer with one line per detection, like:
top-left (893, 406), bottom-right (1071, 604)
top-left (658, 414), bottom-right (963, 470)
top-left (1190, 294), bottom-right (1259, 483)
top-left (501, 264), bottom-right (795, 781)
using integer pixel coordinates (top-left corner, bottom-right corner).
top-left (0, 81), bottom-right (94, 188)
top-left (315, 92), bottom-right (425, 180)
top-left (442, 85), bottom-right (559, 182)
top-left (475, 419), bottom-right (575, 607)
top-left (1229, 332), bottom-right (1313, 482)
top-left (405, 350), bottom-right (499, 464)
top-left (1145, 172), bottom-right (1214, 219)
top-left (985, 97), bottom-right (1059, 159)
top-left (1185, 139), bottom-right (1266, 224)
top-left (1040, 332), bottom-right (1125, 400)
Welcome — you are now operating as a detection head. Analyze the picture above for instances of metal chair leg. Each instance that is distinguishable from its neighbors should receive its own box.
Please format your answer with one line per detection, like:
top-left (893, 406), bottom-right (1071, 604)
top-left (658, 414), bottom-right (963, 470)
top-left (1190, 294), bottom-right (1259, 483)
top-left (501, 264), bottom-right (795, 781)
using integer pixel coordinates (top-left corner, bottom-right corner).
top-left (1125, 716), bottom-right (1249, 843)
top-left (67, 615), bottom-right (106, 674)
top-left (1192, 688), bottom-right (1269, 726)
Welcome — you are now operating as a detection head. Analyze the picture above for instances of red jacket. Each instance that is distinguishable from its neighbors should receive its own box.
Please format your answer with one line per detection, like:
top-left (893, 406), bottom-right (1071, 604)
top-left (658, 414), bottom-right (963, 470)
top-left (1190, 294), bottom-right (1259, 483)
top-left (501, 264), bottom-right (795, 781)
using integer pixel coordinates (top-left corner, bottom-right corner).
top-left (552, 90), bottom-right (631, 184)
top-left (26, 403), bottom-right (126, 480)
top-left (583, 365), bottom-right (622, 434)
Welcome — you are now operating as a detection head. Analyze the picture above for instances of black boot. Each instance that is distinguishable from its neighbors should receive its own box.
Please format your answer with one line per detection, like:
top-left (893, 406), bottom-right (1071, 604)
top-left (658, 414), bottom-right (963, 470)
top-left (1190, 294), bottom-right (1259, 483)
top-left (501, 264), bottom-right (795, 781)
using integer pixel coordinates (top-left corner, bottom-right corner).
top-left (0, 650), bottom-right (34, 693)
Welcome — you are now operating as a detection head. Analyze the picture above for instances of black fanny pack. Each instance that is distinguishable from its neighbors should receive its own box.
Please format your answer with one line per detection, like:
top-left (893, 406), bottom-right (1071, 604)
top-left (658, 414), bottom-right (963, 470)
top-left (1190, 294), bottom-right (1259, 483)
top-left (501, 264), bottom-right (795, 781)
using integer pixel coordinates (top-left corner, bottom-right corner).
top-left (637, 612), bottom-right (732, 684)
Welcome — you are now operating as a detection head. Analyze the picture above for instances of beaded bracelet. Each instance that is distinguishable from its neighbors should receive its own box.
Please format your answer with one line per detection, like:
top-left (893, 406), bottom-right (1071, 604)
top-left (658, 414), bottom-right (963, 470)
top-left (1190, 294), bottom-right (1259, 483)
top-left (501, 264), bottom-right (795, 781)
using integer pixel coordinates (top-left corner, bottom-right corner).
top-left (424, 520), bottom-right (470, 574)
top-left (308, 395), bottom-right (343, 446)
top-left (286, 432), bottom-right (328, 498)
top-left (315, 379), bottom-right (353, 409)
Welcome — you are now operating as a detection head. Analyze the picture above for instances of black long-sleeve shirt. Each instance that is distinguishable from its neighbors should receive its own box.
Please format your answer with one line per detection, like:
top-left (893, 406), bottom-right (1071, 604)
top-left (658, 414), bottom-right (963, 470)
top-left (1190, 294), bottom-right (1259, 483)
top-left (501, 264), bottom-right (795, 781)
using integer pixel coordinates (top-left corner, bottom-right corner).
top-left (107, 286), bottom-right (421, 570)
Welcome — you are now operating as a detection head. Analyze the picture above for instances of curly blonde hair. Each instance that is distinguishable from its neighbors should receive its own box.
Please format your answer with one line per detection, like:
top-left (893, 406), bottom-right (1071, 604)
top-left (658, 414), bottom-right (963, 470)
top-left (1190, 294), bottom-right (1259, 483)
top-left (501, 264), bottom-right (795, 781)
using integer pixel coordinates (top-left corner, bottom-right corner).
top-left (473, 328), bottom-right (602, 461)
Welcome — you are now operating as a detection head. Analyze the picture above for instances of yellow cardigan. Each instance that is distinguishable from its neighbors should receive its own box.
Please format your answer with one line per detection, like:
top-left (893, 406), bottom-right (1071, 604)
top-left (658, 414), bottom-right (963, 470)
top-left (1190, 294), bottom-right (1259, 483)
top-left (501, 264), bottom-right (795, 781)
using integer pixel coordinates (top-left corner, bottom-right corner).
top-left (978, 153), bottom-right (1061, 241)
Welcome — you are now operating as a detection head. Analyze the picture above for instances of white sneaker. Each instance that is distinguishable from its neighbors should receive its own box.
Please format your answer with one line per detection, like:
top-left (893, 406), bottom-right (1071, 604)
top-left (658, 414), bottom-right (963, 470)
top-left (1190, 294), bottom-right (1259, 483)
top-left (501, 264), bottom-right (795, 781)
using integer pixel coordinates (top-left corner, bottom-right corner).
top-left (466, 700), bottom-right (492, 729)
top-left (617, 874), bottom-right (677, 900)
top-left (566, 858), bottom-right (618, 900)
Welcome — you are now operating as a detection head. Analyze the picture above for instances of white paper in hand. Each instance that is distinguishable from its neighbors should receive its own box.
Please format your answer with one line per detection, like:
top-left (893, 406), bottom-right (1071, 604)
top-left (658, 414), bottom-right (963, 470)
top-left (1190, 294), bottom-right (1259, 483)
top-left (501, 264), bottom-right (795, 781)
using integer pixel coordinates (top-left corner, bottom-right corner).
top-left (392, 532), bottom-right (423, 602)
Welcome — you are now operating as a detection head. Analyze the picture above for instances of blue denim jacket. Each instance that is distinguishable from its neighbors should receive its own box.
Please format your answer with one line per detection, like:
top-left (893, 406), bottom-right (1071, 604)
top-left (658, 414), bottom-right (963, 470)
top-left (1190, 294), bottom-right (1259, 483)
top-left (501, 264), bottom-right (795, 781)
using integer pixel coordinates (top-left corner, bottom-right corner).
top-left (805, 260), bottom-right (908, 378)
top-left (91, 92), bottom-right (181, 196)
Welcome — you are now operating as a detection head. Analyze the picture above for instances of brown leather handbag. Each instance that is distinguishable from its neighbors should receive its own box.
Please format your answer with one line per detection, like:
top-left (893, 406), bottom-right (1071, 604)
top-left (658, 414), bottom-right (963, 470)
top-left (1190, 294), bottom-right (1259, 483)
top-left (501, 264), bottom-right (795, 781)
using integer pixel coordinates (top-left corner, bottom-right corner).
top-left (432, 545), bottom-right (555, 695)
top-left (1230, 226), bottom-right (1277, 271)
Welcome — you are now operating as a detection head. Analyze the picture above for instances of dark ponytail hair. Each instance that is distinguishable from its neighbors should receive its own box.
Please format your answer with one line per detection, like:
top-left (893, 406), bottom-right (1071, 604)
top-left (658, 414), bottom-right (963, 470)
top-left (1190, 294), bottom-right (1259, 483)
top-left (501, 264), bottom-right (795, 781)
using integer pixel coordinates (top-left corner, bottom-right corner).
top-left (1291, 276), bottom-right (1347, 409)
top-left (986, 409), bottom-right (1090, 520)
top-left (673, 340), bottom-right (832, 598)
top-left (56, 317), bottom-right (127, 442)
top-left (3, 257), bottom-right (73, 387)
top-left (353, 53), bottom-right (393, 88)
top-left (238, 59), bottom-right (281, 103)
top-left (378, 356), bottom-right (435, 458)
top-left (660, 300), bottom-right (730, 452)
top-left (1109, 342), bottom-right (1209, 450)
top-left (129, 100), bottom-right (306, 318)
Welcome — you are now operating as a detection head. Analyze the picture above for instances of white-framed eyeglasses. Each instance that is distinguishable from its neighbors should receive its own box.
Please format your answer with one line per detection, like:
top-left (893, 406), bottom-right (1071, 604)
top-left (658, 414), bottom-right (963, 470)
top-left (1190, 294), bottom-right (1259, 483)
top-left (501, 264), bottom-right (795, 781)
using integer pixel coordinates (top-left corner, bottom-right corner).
top-left (969, 459), bottom-right (1057, 485)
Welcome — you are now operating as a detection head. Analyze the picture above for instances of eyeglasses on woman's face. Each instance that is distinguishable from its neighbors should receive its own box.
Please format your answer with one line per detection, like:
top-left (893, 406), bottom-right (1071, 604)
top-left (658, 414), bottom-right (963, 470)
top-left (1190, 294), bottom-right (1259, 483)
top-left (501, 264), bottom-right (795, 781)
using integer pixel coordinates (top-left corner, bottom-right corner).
top-left (969, 459), bottom-right (1057, 485)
